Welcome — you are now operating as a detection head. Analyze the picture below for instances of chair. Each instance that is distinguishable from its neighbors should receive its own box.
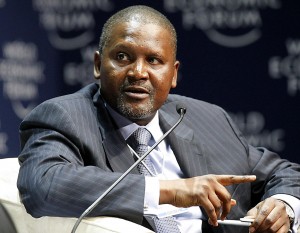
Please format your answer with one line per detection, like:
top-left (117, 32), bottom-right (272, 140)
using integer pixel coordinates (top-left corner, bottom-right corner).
top-left (0, 158), bottom-right (154, 233)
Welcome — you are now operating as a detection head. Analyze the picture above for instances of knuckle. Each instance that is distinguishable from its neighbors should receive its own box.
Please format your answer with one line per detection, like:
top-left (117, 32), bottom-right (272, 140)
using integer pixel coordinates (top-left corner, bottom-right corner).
top-left (205, 175), bottom-right (215, 183)
top-left (223, 193), bottom-right (231, 202)
top-left (207, 206), bottom-right (215, 214)
top-left (259, 208), bottom-right (269, 216)
top-left (215, 204), bottom-right (222, 212)
top-left (264, 217), bottom-right (273, 225)
top-left (201, 184), bottom-right (210, 193)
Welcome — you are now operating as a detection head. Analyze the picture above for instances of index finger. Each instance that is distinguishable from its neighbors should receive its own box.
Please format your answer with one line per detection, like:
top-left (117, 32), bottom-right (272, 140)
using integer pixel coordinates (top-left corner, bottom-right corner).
top-left (215, 175), bottom-right (256, 186)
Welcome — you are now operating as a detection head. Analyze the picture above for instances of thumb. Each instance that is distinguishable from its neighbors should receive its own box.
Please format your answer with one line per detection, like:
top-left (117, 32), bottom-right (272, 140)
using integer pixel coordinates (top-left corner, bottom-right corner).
top-left (246, 200), bottom-right (264, 218)
top-left (246, 206), bottom-right (258, 218)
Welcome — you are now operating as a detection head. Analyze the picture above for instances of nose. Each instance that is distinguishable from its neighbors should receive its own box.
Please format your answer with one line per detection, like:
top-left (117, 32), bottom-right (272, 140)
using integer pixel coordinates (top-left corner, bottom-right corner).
top-left (127, 59), bottom-right (149, 80)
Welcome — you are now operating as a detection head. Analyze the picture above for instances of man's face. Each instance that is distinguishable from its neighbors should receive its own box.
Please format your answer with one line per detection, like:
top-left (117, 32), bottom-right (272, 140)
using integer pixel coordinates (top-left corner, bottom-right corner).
top-left (94, 21), bottom-right (179, 125)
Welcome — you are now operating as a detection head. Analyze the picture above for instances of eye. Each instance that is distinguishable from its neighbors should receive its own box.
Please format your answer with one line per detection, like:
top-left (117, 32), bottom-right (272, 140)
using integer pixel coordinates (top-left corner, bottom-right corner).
top-left (116, 52), bottom-right (129, 61)
top-left (147, 57), bottom-right (160, 65)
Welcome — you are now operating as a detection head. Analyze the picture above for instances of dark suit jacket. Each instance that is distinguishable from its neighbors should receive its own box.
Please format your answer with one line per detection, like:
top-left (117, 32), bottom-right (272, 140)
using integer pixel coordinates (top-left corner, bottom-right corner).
top-left (17, 83), bottom-right (300, 233)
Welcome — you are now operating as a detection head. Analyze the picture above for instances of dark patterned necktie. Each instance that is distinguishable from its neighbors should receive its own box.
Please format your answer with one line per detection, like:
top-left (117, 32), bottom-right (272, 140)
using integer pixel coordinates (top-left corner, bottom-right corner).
top-left (127, 128), bottom-right (181, 233)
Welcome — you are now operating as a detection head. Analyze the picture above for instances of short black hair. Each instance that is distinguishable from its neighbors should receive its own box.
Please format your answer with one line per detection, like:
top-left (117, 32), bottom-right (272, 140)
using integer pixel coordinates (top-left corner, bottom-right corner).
top-left (98, 5), bottom-right (177, 59)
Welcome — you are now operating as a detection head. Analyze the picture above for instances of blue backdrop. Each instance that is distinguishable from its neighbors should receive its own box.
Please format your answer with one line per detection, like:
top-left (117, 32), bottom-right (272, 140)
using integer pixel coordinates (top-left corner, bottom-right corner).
top-left (1, 0), bottom-right (299, 163)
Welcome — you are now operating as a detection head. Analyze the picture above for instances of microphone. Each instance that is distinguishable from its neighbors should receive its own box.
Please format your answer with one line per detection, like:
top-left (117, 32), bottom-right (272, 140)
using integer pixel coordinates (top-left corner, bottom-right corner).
top-left (176, 104), bottom-right (186, 115)
top-left (71, 104), bottom-right (187, 233)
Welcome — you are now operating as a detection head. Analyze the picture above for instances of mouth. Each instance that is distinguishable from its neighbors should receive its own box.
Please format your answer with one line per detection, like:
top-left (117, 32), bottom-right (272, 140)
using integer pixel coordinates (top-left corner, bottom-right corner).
top-left (123, 86), bottom-right (150, 100)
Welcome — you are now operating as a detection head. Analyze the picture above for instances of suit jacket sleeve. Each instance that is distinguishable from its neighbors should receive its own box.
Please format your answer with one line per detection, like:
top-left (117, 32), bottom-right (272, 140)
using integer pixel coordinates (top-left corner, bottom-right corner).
top-left (162, 95), bottom-right (300, 223)
top-left (17, 90), bottom-right (145, 225)
top-left (212, 105), bottom-right (300, 201)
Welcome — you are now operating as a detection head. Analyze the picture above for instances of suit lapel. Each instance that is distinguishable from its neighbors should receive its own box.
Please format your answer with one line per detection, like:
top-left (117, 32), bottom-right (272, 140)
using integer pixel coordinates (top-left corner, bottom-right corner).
top-left (103, 130), bottom-right (140, 173)
top-left (94, 92), bottom-right (139, 174)
top-left (159, 110), bottom-right (208, 178)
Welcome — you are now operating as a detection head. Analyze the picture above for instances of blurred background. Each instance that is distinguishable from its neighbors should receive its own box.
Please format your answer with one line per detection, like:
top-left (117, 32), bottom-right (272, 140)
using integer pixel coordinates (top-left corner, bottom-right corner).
top-left (0, 0), bottom-right (299, 163)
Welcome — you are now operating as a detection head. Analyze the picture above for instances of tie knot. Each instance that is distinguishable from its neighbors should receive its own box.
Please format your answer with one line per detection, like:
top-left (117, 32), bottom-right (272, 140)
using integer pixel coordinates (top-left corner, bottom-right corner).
top-left (128, 127), bottom-right (152, 148)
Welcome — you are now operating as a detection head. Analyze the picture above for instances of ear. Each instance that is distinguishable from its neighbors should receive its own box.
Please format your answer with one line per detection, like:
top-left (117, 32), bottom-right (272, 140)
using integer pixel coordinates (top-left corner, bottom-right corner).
top-left (94, 51), bottom-right (101, 80)
top-left (171, 61), bottom-right (180, 88)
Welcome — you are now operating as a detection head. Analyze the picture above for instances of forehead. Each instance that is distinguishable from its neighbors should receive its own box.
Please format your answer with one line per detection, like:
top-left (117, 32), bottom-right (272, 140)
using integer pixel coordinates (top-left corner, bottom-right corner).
top-left (105, 21), bottom-right (174, 53)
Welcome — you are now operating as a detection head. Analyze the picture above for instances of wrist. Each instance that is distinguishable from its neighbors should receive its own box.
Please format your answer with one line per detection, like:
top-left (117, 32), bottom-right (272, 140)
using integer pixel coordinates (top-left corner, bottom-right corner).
top-left (159, 180), bottom-right (175, 205)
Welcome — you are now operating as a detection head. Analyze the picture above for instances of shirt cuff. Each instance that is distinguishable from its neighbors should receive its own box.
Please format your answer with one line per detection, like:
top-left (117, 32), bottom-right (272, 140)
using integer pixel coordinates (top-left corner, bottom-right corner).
top-left (144, 176), bottom-right (159, 215)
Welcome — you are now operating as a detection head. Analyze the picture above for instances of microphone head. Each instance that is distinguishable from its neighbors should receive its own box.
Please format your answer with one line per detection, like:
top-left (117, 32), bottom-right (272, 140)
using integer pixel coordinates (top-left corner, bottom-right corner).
top-left (176, 104), bottom-right (187, 115)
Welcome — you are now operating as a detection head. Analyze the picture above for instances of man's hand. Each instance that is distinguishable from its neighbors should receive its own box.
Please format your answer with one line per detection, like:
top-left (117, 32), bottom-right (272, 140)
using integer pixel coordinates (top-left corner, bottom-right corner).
top-left (246, 197), bottom-right (291, 233)
top-left (159, 174), bottom-right (256, 226)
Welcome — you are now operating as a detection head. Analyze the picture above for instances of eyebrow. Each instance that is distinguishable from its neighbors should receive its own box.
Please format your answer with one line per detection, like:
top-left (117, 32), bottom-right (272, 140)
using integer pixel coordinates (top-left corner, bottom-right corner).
top-left (112, 42), bottom-right (164, 58)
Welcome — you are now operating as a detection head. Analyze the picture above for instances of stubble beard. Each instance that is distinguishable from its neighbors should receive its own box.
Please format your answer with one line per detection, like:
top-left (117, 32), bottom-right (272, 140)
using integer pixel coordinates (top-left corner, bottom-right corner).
top-left (116, 92), bottom-right (155, 120)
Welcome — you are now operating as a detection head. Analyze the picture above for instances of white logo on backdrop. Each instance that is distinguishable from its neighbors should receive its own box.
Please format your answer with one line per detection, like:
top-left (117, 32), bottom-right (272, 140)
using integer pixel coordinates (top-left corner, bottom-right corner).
top-left (64, 45), bottom-right (97, 86)
top-left (0, 0), bottom-right (5, 8)
top-left (0, 41), bottom-right (45, 119)
top-left (0, 133), bottom-right (8, 155)
top-left (164, 0), bottom-right (281, 48)
top-left (32, 0), bottom-right (114, 50)
top-left (229, 111), bottom-right (285, 152)
top-left (269, 38), bottom-right (300, 96)
top-left (0, 121), bottom-right (8, 155)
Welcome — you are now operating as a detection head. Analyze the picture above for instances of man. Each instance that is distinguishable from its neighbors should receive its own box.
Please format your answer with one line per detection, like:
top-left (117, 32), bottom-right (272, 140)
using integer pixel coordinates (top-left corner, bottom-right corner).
top-left (17, 5), bottom-right (300, 233)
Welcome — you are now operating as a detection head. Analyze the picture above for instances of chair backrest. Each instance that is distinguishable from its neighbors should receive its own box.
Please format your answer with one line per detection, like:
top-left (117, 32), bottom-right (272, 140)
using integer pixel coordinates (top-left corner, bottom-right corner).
top-left (0, 158), bottom-right (154, 233)
top-left (0, 202), bottom-right (17, 233)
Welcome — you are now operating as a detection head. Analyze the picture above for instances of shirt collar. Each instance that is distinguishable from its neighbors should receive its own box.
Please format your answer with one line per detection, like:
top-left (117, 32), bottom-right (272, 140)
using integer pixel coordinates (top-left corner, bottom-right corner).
top-left (105, 103), bottom-right (162, 143)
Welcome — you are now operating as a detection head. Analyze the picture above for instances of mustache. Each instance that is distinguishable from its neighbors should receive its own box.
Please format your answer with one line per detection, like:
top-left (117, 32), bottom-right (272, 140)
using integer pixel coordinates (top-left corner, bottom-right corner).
top-left (120, 80), bottom-right (153, 93)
